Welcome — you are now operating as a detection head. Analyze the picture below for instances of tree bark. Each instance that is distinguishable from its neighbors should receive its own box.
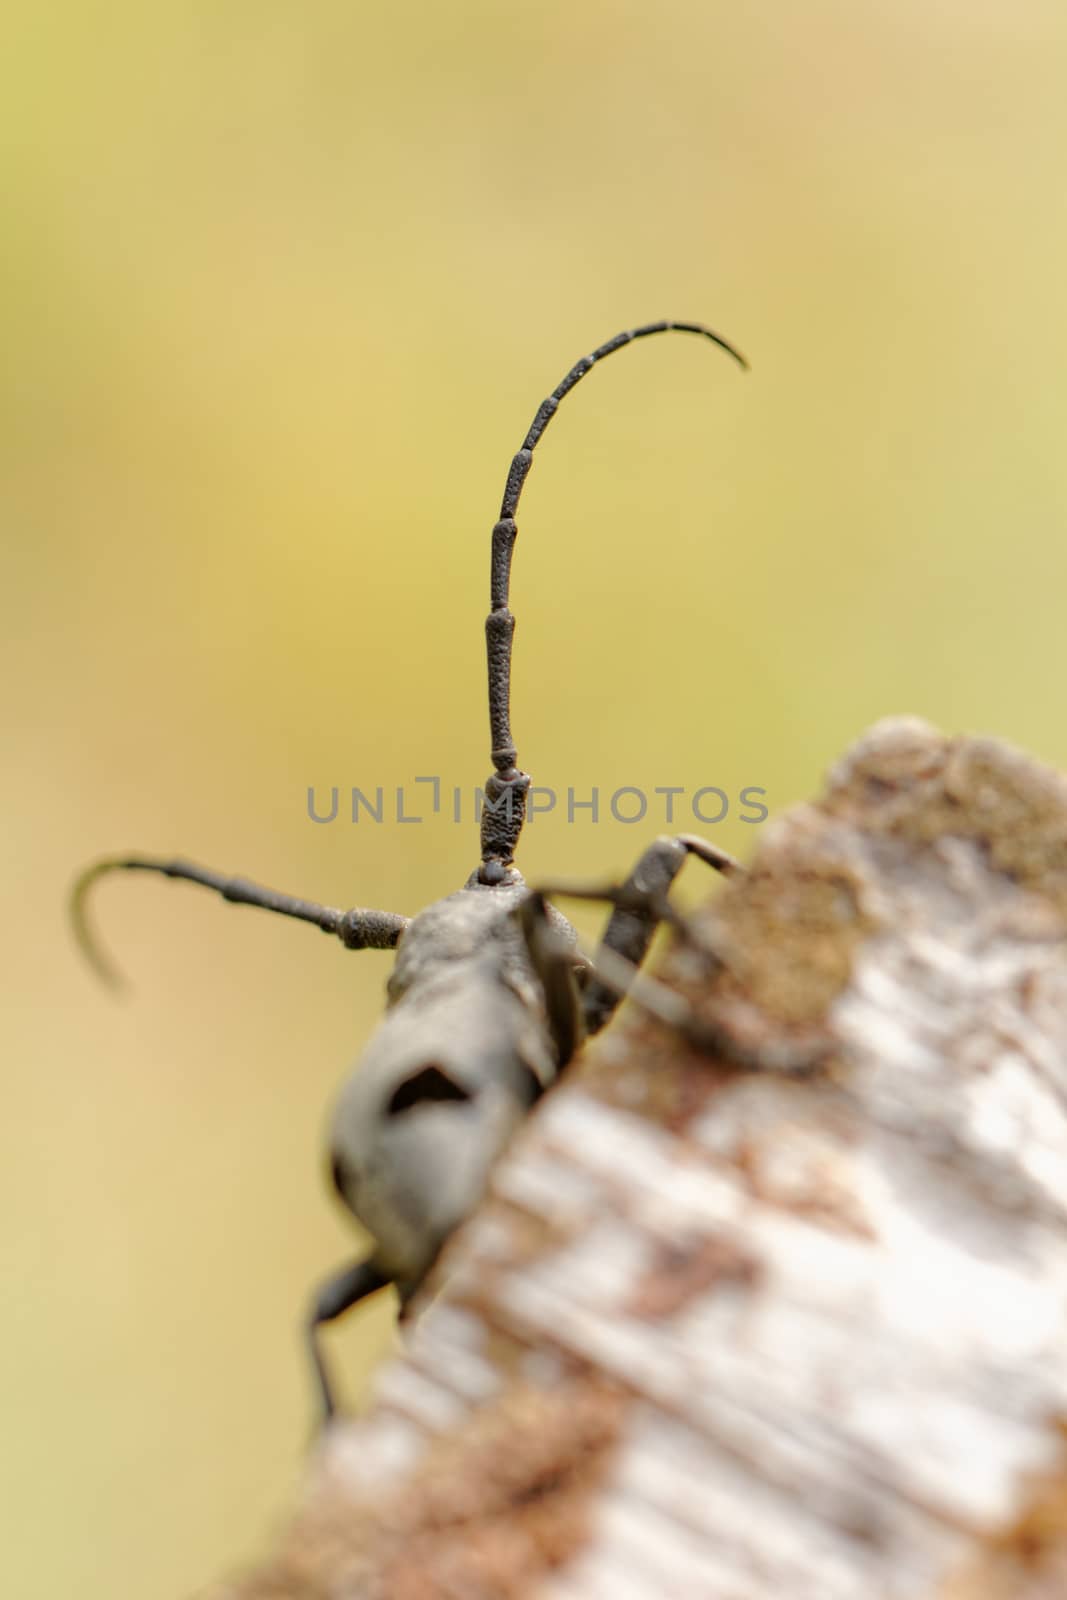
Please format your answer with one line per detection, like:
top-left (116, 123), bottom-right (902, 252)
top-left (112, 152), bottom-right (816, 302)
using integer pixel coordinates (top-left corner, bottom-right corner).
top-left (209, 718), bottom-right (1067, 1600)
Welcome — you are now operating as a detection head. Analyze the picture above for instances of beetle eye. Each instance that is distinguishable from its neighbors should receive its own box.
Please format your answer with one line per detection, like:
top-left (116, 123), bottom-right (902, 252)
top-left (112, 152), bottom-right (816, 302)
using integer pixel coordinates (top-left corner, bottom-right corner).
top-left (387, 1063), bottom-right (472, 1116)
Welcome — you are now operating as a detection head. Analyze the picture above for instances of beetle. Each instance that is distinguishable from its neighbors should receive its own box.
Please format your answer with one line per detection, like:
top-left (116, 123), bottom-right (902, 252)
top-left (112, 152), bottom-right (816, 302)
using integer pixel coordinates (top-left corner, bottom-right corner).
top-left (73, 319), bottom-right (749, 1419)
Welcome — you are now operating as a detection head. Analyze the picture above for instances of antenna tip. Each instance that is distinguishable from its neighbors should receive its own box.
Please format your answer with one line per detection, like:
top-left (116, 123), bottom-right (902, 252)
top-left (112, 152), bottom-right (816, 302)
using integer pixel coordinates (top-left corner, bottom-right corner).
top-left (702, 326), bottom-right (749, 371)
top-left (70, 858), bottom-right (132, 993)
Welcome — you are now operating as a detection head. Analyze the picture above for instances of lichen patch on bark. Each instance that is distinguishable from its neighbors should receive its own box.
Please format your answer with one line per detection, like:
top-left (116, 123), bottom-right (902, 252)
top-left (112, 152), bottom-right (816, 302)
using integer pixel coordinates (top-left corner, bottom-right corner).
top-left (217, 1378), bottom-right (624, 1600)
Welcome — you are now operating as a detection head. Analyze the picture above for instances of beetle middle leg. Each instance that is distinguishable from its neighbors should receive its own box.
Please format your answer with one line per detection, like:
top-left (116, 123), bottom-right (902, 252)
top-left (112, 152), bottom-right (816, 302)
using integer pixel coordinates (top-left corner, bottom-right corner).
top-left (306, 1256), bottom-right (393, 1422)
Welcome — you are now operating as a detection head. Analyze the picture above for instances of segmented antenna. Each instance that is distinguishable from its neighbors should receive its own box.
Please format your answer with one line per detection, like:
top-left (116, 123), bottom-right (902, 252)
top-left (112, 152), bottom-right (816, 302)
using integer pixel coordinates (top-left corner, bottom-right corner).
top-left (478, 318), bottom-right (747, 882)
top-left (72, 856), bottom-right (408, 988)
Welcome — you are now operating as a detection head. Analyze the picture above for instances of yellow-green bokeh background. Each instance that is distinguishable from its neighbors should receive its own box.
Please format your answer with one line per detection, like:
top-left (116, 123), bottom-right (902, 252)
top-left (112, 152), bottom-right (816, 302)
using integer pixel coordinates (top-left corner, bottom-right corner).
top-left (5, 3), bottom-right (1067, 1595)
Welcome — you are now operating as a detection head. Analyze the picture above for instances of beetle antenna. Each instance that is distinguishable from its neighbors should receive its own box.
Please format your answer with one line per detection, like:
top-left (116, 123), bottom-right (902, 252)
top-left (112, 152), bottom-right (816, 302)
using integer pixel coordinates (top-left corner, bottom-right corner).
top-left (71, 855), bottom-right (409, 988)
top-left (478, 319), bottom-right (747, 883)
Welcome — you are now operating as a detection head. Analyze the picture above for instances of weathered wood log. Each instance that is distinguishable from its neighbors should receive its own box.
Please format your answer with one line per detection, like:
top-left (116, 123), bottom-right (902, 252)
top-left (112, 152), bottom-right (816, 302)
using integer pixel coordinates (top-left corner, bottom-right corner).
top-left (209, 718), bottom-right (1067, 1599)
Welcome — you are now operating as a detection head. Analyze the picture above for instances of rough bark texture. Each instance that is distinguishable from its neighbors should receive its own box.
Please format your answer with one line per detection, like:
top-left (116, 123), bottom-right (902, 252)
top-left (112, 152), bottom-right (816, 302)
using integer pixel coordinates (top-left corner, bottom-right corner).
top-left (208, 719), bottom-right (1067, 1599)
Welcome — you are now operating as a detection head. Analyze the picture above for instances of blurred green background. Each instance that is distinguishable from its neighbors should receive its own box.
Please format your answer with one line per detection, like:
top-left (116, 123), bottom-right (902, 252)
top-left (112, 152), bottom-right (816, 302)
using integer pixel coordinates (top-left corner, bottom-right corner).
top-left (4, 2), bottom-right (1067, 1595)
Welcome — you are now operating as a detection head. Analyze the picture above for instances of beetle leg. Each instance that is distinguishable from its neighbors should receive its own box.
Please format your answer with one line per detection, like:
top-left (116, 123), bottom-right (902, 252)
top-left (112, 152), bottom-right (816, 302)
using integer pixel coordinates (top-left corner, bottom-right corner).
top-left (535, 834), bottom-right (740, 1035)
top-left (306, 1256), bottom-right (392, 1423)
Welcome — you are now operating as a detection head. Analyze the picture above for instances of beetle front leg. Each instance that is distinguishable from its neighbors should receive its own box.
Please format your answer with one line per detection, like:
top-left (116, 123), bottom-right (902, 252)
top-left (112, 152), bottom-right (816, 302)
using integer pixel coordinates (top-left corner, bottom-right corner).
top-left (537, 851), bottom-right (831, 1075)
top-left (534, 845), bottom-right (831, 1074)
top-left (548, 834), bottom-right (741, 1035)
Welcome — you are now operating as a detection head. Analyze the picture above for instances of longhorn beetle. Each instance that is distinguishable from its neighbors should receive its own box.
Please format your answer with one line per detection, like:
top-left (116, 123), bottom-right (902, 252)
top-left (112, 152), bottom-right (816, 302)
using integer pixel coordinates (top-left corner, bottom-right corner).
top-left (73, 319), bottom-right (751, 1420)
